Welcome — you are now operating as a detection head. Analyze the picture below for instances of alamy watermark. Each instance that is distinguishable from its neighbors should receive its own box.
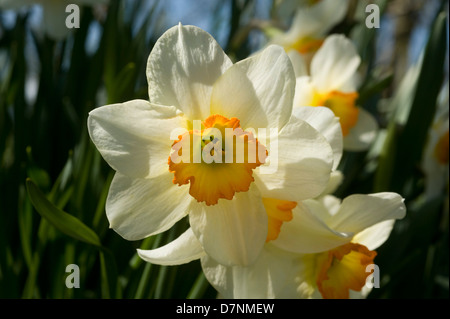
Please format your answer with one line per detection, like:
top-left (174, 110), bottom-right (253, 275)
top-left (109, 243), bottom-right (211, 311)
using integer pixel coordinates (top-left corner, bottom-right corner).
top-left (365, 4), bottom-right (380, 29)
top-left (65, 3), bottom-right (381, 30)
top-left (366, 264), bottom-right (380, 289)
top-left (64, 263), bottom-right (380, 290)
top-left (65, 4), bottom-right (80, 29)
top-left (65, 264), bottom-right (80, 288)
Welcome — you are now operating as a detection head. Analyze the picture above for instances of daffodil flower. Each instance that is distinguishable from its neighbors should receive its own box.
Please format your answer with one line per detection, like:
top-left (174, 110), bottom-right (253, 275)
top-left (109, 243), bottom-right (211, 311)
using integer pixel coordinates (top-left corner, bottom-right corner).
top-left (294, 34), bottom-right (379, 151)
top-left (88, 24), bottom-right (335, 267)
top-left (200, 192), bottom-right (406, 298)
top-left (0, 0), bottom-right (108, 40)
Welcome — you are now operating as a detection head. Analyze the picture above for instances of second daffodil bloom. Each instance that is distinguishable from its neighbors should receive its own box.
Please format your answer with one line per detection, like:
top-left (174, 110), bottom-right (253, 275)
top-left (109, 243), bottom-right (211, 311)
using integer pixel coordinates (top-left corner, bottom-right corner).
top-left (294, 34), bottom-right (379, 151)
top-left (200, 192), bottom-right (406, 299)
top-left (88, 24), bottom-right (335, 267)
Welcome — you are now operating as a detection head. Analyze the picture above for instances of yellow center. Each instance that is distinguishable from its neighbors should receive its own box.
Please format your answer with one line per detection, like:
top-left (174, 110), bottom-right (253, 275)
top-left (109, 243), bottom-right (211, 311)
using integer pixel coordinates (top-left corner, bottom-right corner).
top-left (315, 243), bottom-right (377, 299)
top-left (168, 114), bottom-right (267, 206)
top-left (311, 90), bottom-right (359, 136)
top-left (262, 198), bottom-right (296, 242)
top-left (434, 130), bottom-right (449, 164)
top-left (285, 36), bottom-right (324, 55)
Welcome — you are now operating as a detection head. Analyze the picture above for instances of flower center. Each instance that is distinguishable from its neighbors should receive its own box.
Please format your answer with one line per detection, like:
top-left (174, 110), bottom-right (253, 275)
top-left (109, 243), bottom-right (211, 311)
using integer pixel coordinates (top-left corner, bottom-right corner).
top-left (315, 242), bottom-right (377, 299)
top-left (312, 90), bottom-right (359, 136)
top-left (434, 130), bottom-right (449, 164)
top-left (285, 36), bottom-right (324, 55)
top-left (262, 198), bottom-right (296, 242)
top-left (168, 114), bottom-right (267, 206)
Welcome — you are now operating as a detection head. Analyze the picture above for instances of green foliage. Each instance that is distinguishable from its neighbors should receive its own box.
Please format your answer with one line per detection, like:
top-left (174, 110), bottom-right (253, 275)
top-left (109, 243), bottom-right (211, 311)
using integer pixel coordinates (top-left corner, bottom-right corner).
top-left (26, 178), bottom-right (101, 247)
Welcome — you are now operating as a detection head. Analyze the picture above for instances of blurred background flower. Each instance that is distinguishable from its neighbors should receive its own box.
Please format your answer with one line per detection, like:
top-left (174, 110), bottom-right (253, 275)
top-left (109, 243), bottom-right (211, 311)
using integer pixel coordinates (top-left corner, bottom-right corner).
top-left (0, 0), bottom-right (448, 299)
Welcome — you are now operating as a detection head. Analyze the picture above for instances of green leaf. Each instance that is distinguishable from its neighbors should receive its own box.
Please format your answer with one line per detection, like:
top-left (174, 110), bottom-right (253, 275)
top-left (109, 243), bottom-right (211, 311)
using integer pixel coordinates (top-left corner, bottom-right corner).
top-left (99, 250), bottom-right (120, 299)
top-left (17, 185), bottom-right (34, 270)
top-left (26, 147), bottom-right (51, 191)
top-left (26, 178), bottom-right (101, 247)
top-left (186, 271), bottom-right (210, 299)
top-left (372, 54), bottom-right (423, 192)
top-left (357, 72), bottom-right (393, 106)
top-left (109, 62), bottom-right (136, 104)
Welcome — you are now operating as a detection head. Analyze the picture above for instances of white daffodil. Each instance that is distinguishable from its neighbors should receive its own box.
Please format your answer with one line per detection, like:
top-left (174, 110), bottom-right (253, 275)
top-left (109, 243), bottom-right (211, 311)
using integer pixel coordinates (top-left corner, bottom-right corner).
top-left (269, 0), bottom-right (350, 75)
top-left (200, 192), bottom-right (406, 299)
top-left (0, 0), bottom-right (108, 40)
top-left (421, 82), bottom-right (449, 200)
top-left (88, 24), bottom-right (336, 267)
top-left (294, 34), bottom-right (379, 151)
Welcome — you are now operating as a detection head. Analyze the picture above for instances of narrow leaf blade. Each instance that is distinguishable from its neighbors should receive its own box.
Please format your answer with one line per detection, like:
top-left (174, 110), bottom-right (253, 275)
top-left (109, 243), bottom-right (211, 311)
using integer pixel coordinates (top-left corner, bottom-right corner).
top-left (26, 178), bottom-right (101, 247)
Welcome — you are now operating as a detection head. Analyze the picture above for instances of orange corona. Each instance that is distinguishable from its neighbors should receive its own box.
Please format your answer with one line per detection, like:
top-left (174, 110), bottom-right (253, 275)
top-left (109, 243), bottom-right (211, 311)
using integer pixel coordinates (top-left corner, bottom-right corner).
top-left (316, 242), bottom-right (377, 299)
top-left (169, 114), bottom-right (267, 206)
top-left (262, 198), bottom-right (297, 242)
top-left (312, 90), bottom-right (359, 136)
top-left (286, 36), bottom-right (324, 55)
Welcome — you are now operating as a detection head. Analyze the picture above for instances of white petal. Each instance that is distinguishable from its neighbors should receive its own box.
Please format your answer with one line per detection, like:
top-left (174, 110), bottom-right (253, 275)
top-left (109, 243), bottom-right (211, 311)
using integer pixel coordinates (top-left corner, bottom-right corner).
top-left (319, 170), bottom-right (344, 196)
top-left (189, 185), bottom-right (267, 266)
top-left (254, 115), bottom-right (333, 201)
top-left (296, 254), bottom-right (319, 299)
top-left (309, 0), bottom-right (350, 33)
top-left (273, 201), bottom-right (353, 254)
top-left (137, 228), bottom-right (205, 266)
top-left (318, 194), bottom-right (342, 217)
top-left (201, 244), bottom-right (300, 299)
top-left (106, 172), bottom-right (191, 241)
top-left (286, 8), bottom-right (323, 39)
top-left (349, 285), bottom-right (372, 299)
top-left (146, 23), bottom-right (232, 121)
top-left (284, 0), bottom-right (350, 39)
top-left (352, 219), bottom-right (396, 250)
top-left (88, 100), bottom-right (185, 179)
top-left (292, 106), bottom-right (343, 170)
top-left (329, 193), bottom-right (406, 235)
top-left (210, 45), bottom-right (295, 130)
top-left (288, 50), bottom-right (308, 77)
top-left (278, 3), bottom-right (328, 42)
top-left (311, 34), bottom-right (360, 93)
top-left (344, 108), bottom-right (379, 151)
top-left (293, 76), bottom-right (315, 107)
